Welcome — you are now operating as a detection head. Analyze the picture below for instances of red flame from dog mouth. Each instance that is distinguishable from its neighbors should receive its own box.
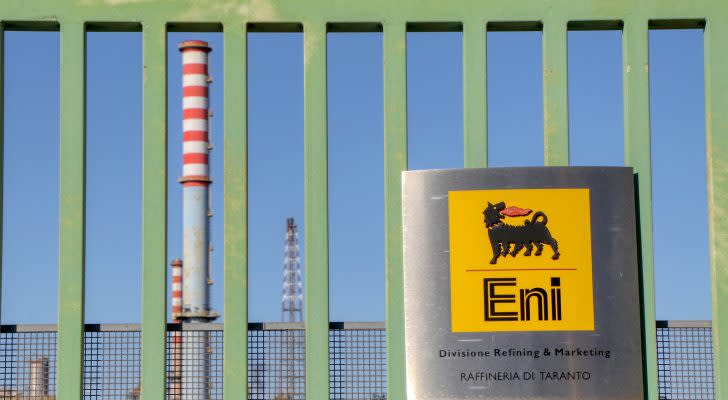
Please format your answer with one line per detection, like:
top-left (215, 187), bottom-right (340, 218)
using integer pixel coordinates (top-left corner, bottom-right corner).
top-left (500, 206), bottom-right (532, 217)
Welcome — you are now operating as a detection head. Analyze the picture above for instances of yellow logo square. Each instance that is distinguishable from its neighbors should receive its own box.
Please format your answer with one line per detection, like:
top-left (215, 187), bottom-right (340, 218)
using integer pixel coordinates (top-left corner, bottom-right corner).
top-left (448, 188), bottom-right (594, 332)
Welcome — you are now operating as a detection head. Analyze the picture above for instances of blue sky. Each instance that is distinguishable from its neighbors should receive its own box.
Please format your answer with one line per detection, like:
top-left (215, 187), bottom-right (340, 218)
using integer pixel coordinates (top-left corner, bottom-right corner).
top-left (0, 28), bottom-right (709, 324)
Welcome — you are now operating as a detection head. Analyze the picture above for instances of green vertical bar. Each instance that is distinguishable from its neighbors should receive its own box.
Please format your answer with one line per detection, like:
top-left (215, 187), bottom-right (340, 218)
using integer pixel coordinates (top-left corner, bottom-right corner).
top-left (463, 20), bottom-right (487, 168)
top-left (542, 19), bottom-right (569, 166)
top-left (222, 21), bottom-right (248, 400)
top-left (0, 24), bottom-right (4, 325)
top-left (304, 21), bottom-right (329, 400)
top-left (384, 21), bottom-right (407, 400)
top-left (57, 21), bottom-right (85, 400)
top-left (623, 19), bottom-right (657, 400)
top-left (705, 17), bottom-right (728, 400)
top-left (140, 23), bottom-right (167, 400)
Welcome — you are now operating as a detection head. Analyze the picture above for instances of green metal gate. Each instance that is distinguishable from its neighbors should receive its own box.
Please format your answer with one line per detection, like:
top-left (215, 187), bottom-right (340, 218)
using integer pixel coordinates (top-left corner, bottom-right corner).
top-left (0, 1), bottom-right (726, 399)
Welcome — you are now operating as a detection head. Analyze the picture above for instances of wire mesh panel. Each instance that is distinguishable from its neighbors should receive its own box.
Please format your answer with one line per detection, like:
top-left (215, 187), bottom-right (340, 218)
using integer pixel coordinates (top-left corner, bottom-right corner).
top-left (0, 322), bottom-right (721, 399)
top-left (83, 326), bottom-right (141, 399)
top-left (0, 327), bottom-right (57, 399)
top-left (329, 324), bottom-right (386, 400)
top-left (657, 321), bottom-right (715, 400)
top-left (248, 323), bottom-right (306, 400)
top-left (166, 325), bottom-right (224, 400)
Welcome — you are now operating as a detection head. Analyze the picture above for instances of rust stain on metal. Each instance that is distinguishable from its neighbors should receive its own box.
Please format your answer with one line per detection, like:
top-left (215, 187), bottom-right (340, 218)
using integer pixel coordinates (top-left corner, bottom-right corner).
top-left (544, 66), bottom-right (553, 82)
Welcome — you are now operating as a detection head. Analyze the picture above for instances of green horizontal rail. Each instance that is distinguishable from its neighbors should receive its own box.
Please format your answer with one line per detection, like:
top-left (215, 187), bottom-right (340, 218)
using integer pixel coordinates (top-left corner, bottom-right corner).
top-left (0, 0), bottom-right (720, 25)
top-left (0, 1), bottom-right (724, 399)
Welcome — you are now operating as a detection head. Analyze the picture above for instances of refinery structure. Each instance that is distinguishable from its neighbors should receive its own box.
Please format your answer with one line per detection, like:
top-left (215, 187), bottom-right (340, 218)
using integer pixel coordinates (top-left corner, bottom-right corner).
top-left (166, 40), bottom-right (306, 400)
top-left (167, 40), bottom-right (305, 400)
top-left (0, 40), bottom-right (311, 400)
top-left (169, 39), bottom-right (219, 400)
top-left (0, 1), bottom-right (721, 399)
top-left (0, 31), bottom-right (714, 400)
top-left (276, 218), bottom-right (304, 399)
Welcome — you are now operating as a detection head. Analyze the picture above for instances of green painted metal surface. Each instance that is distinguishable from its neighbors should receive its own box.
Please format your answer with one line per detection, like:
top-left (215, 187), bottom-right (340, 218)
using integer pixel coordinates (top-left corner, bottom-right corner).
top-left (383, 21), bottom-right (408, 400)
top-left (0, 1), bottom-right (724, 399)
top-left (705, 17), bottom-right (728, 400)
top-left (140, 23), bottom-right (168, 400)
top-left (303, 21), bottom-right (330, 400)
top-left (57, 21), bottom-right (86, 400)
top-left (222, 22), bottom-right (248, 400)
top-left (623, 19), bottom-right (658, 400)
top-left (463, 21), bottom-right (487, 168)
top-left (543, 19), bottom-right (569, 165)
top-left (0, 0), bottom-right (719, 23)
top-left (0, 25), bottom-right (3, 338)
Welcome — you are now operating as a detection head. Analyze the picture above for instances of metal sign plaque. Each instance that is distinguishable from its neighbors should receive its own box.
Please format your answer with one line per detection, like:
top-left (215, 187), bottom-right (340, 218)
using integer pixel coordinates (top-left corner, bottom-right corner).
top-left (402, 167), bottom-right (644, 400)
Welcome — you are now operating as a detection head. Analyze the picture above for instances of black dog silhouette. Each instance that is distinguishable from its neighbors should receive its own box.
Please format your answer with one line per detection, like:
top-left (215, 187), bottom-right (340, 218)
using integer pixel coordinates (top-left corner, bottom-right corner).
top-left (483, 201), bottom-right (560, 265)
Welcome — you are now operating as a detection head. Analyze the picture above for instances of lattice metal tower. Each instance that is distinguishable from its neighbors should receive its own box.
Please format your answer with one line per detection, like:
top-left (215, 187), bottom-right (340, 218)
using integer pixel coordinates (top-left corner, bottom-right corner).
top-left (276, 217), bottom-right (304, 400)
top-left (282, 218), bottom-right (303, 322)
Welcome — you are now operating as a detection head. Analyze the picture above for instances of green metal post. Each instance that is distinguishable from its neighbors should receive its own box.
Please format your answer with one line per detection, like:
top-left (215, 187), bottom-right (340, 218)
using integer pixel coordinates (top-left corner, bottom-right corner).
top-left (57, 21), bottom-right (86, 400)
top-left (463, 20), bottom-right (487, 168)
top-left (543, 18), bottom-right (569, 165)
top-left (0, 24), bottom-right (4, 328)
top-left (140, 23), bottom-right (167, 400)
top-left (304, 21), bottom-right (330, 400)
top-left (222, 21), bottom-right (248, 400)
top-left (705, 16), bottom-right (728, 400)
top-left (623, 19), bottom-right (658, 400)
top-left (384, 21), bottom-right (407, 400)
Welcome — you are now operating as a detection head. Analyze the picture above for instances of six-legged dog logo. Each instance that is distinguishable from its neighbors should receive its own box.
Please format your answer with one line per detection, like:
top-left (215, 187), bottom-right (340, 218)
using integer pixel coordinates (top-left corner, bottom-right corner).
top-left (483, 201), bottom-right (560, 264)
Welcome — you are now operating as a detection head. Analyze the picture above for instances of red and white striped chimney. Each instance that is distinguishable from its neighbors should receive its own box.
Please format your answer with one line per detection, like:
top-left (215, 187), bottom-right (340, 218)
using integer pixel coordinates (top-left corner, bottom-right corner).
top-left (179, 40), bottom-right (211, 187)
top-left (178, 40), bottom-right (215, 321)
top-left (170, 259), bottom-right (183, 400)
top-left (171, 259), bottom-right (183, 322)
top-left (176, 40), bottom-right (215, 400)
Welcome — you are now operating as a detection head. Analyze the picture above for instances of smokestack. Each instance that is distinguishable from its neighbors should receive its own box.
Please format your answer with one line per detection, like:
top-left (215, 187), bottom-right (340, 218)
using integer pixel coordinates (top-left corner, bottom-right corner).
top-left (178, 40), bottom-right (215, 322)
top-left (178, 39), bottom-right (215, 400)
top-left (171, 259), bottom-right (183, 321)
top-left (27, 357), bottom-right (49, 398)
top-left (170, 259), bottom-right (183, 400)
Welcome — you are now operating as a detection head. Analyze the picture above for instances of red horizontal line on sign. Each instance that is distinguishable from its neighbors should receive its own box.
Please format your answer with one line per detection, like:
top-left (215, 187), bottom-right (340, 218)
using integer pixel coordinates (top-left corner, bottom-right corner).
top-left (466, 268), bottom-right (578, 272)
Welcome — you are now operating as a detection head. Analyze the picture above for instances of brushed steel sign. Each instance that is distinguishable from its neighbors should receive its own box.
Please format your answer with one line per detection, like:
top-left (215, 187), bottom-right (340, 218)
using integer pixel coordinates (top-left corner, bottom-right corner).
top-left (402, 167), bottom-right (644, 400)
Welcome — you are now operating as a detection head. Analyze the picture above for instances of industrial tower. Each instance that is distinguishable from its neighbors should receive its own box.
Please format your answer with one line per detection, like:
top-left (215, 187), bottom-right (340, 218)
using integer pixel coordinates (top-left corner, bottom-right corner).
top-left (171, 39), bottom-right (217, 400)
top-left (277, 218), bottom-right (303, 399)
top-left (178, 40), bottom-right (216, 324)
top-left (282, 218), bottom-right (303, 322)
